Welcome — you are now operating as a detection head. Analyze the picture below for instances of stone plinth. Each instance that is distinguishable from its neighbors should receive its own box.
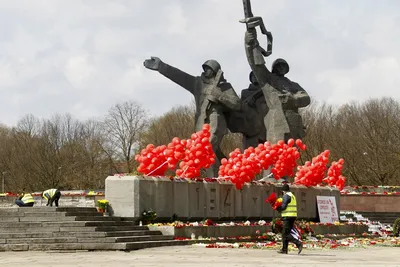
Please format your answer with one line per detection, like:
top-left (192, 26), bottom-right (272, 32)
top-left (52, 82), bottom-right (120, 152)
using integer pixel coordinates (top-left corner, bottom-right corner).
top-left (341, 194), bottom-right (400, 212)
top-left (105, 176), bottom-right (340, 221)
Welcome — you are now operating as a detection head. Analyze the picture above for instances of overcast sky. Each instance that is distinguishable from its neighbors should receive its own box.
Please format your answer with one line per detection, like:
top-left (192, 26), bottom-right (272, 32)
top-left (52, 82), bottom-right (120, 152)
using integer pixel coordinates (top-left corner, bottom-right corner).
top-left (0, 0), bottom-right (399, 126)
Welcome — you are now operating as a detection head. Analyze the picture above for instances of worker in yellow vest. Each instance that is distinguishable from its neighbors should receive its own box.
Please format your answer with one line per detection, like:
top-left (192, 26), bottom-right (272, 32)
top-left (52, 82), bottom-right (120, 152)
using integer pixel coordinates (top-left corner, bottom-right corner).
top-left (42, 188), bottom-right (61, 207)
top-left (15, 190), bottom-right (35, 207)
top-left (276, 184), bottom-right (303, 254)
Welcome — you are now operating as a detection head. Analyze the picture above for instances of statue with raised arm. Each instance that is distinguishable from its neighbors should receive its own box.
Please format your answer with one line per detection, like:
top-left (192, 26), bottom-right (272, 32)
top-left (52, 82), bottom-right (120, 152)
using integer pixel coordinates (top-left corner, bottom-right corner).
top-left (143, 57), bottom-right (241, 177)
top-left (240, 0), bottom-right (310, 144)
top-left (244, 29), bottom-right (311, 143)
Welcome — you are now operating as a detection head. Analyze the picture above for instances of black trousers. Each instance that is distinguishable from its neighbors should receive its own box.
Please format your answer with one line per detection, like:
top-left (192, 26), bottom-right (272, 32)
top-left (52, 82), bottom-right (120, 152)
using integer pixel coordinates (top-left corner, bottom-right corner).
top-left (49, 190), bottom-right (61, 207)
top-left (282, 217), bottom-right (301, 251)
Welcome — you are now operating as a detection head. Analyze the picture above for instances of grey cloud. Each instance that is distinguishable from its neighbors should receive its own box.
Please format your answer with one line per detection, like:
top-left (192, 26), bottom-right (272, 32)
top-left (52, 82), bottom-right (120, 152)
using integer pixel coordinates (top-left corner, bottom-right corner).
top-left (0, 0), bottom-right (398, 126)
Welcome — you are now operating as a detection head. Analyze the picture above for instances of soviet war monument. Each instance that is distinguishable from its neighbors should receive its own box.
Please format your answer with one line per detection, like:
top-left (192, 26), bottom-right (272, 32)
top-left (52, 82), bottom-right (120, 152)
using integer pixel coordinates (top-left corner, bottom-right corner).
top-left (143, 1), bottom-right (310, 179)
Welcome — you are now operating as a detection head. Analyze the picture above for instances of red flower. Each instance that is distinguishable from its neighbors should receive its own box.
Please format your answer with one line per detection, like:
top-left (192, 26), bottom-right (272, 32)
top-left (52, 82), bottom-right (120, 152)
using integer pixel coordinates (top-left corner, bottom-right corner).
top-left (265, 192), bottom-right (277, 204)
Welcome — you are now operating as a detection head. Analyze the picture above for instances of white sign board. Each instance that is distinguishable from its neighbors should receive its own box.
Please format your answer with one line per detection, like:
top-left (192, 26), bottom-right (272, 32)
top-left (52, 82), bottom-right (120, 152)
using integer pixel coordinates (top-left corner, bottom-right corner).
top-left (316, 196), bottom-right (339, 223)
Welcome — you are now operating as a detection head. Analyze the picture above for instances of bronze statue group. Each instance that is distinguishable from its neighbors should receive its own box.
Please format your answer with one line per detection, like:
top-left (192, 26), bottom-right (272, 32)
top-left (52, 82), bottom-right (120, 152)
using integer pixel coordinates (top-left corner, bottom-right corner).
top-left (143, 0), bottom-right (310, 255)
top-left (143, 4), bottom-right (310, 179)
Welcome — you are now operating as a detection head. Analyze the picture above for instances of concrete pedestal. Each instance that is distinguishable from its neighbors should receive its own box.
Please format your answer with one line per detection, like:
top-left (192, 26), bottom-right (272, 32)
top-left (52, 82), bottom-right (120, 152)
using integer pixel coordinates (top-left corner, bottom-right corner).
top-left (105, 176), bottom-right (340, 221)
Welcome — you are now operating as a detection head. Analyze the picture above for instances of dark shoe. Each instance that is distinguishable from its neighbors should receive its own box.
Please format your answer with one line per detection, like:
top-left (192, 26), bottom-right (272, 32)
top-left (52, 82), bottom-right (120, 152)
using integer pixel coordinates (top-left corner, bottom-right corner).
top-left (298, 243), bottom-right (303, 254)
top-left (277, 250), bottom-right (288, 254)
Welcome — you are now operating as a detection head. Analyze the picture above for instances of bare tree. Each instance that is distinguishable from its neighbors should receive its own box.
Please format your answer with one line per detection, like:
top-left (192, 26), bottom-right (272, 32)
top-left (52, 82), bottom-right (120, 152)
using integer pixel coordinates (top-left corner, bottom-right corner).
top-left (102, 100), bottom-right (149, 173)
top-left (140, 104), bottom-right (195, 147)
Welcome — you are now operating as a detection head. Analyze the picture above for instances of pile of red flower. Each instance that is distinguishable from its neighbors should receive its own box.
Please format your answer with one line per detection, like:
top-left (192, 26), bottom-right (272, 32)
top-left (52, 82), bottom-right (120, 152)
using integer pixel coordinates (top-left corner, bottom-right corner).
top-left (265, 192), bottom-right (283, 210)
top-left (136, 124), bottom-right (347, 190)
top-left (294, 150), bottom-right (346, 190)
top-left (135, 124), bottom-right (215, 178)
top-left (217, 139), bottom-right (305, 189)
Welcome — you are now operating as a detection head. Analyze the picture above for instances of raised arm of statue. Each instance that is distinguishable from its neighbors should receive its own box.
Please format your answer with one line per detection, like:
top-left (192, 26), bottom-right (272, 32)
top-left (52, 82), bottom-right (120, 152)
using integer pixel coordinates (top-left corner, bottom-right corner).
top-left (244, 29), bottom-right (274, 87)
top-left (144, 57), bottom-right (198, 95)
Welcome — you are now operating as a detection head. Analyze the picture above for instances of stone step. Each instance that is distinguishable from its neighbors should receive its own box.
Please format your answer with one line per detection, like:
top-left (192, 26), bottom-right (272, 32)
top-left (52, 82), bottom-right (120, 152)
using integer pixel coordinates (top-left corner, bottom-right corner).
top-left (0, 227), bottom-right (62, 233)
top-left (56, 207), bottom-right (97, 213)
top-left (19, 216), bottom-right (77, 222)
top-left (66, 212), bottom-right (103, 217)
top-left (3, 236), bottom-right (170, 244)
top-left (358, 212), bottom-right (400, 216)
top-left (74, 216), bottom-right (117, 221)
top-left (84, 221), bottom-right (137, 227)
top-left (0, 221), bottom-right (137, 228)
top-left (0, 243), bottom-right (126, 251)
top-left (95, 226), bottom-right (149, 232)
top-left (0, 221), bottom-right (87, 228)
top-left (59, 226), bottom-right (97, 232)
top-left (0, 232), bottom-right (54, 239)
top-left (105, 230), bottom-right (161, 237)
top-left (0, 240), bottom-right (191, 251)
top-left (52, 232), bottom-right (106, 238)
top-left (0, 216), bottom-right (76, 222)
top-left (5, 237), bottom-right (79, 244)
top-left (0, 217), bottom-right (20, 222)
top-left (124, 240), bottom-right (192, 250)
top-left (114, 235), bottom-right (173, 243)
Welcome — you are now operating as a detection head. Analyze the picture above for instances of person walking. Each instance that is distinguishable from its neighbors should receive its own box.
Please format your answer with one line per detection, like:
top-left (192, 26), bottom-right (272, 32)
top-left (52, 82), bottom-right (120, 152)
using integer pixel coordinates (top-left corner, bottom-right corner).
top-left (42, 188), bottom-right (61, 207)
top-left (276, 184), bottom-right (303, 254)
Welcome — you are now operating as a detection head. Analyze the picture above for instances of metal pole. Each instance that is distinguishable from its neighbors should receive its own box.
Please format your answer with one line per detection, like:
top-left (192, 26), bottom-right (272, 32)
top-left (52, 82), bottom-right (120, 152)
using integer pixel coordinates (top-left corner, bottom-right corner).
top-left (2, 172), bottom-right (5, 193)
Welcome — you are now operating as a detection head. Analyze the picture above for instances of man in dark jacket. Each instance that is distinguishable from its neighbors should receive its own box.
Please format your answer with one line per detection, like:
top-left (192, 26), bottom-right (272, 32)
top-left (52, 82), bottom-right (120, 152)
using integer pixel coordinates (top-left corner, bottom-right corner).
top-left (277, 184), bottom-right (303, 254)
top-left (143, 57), bottom-right (242, 177)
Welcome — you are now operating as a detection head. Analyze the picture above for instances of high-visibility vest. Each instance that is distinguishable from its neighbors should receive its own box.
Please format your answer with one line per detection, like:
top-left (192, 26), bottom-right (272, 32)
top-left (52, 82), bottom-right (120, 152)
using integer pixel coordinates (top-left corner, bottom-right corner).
top-left (21, 193), bottom-right (35, 204)
top-left (43, 189), bottom-right (57, 200)
top-left (281, 192), bottom-right (297, 217)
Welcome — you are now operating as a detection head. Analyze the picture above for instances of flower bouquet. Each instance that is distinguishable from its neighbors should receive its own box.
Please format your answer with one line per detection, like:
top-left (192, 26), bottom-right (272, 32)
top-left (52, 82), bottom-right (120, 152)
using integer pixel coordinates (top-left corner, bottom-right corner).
top-left (97, 199), bottom-right (109, 213)
top-left (142, 209), bottom-right (157, 224)
top-left (265, 192), bottom-right (283, 210)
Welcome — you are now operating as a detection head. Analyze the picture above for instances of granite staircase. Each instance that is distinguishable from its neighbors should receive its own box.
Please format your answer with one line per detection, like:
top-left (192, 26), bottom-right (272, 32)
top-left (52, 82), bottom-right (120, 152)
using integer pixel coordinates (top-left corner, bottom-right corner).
top-left (0, 207), bottom-right (189, 251)
top-left (356, 212), bottom-right (400, 225)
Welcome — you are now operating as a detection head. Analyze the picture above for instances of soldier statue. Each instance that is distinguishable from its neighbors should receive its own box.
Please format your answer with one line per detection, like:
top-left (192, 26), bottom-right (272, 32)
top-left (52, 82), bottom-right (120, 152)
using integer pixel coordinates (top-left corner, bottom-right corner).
top-left (244, 28), bottom-right (311, 144)
top-left (239, 71), bottom-right (267, 148)
top-left (143, 57), bottom-right (242, 177)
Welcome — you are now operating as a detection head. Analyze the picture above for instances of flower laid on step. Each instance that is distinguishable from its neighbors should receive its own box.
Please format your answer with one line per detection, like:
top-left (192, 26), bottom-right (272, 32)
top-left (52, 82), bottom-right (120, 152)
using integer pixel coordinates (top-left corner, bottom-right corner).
top-left (97, 199), bottom-right (109, 212)
top-left (142, 209), bottom-right (157, 224)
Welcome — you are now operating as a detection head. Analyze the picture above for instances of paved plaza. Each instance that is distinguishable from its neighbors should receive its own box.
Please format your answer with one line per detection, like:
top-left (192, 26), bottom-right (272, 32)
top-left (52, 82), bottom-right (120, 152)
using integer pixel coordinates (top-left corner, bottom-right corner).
top-left (0, 246), bottom-right (399, 267)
